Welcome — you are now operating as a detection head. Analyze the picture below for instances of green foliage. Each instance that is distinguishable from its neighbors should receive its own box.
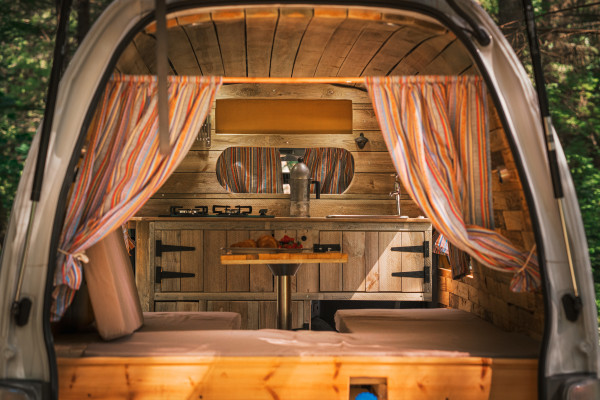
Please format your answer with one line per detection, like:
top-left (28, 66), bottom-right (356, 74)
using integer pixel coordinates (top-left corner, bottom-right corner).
top-left (0, 0), bottom-right (111, 243)
top-left (0, 1), bottom-right (56, 235)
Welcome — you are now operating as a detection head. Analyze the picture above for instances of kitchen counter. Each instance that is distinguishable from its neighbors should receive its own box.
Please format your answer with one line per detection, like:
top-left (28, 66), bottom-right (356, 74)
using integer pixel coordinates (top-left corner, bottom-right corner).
top-left (130, 216), bottom-right (431, 223)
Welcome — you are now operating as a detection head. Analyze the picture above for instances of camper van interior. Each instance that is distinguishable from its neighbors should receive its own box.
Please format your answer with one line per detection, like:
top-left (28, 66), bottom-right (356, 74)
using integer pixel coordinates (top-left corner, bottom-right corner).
top-left (28, 3), bottom-right (554, 399)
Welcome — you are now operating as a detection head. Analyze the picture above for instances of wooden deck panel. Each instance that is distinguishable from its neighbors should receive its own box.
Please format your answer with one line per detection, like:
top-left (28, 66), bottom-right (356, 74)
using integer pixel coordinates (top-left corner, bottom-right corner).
top-left (57, 356), bottom-right (537, 400)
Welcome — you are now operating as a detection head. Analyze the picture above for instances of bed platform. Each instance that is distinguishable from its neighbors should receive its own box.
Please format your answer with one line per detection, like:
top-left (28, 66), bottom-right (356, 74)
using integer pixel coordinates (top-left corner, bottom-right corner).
top-left (55, 309), bottom-right (538, 399)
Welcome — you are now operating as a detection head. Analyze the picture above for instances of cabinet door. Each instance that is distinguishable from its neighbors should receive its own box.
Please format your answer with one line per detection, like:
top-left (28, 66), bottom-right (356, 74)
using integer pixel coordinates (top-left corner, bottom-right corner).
top-left (342, 231), bottom-right (366, 291)
top-left (204, 230), bottom-right (227, 292)
top-left (378, 231), bottom-right (426, 292)
top-left (155, 230), bottom-right (204, 293)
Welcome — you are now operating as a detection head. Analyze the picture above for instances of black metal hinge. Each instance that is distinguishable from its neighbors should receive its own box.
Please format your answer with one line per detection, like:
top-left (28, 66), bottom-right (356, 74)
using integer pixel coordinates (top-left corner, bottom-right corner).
top-left (155, 266), bottom-right (195, 284)
top-left (391, 266), bottom-right (430, 283)
top-left (391, 240), bottom-right (429, 257)
top-left (155, 240), bottom-right (195, 257)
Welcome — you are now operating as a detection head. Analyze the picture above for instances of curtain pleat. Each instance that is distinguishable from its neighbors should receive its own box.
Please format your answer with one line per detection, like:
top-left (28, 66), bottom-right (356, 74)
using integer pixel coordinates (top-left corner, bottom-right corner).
top-left (51, 74), bottom-right (222, 320)
top-left (303, 148), bottom-right (354, 194)
top-left (365, 76), bottom-right (540, 292)
top-left (216, 147), bottom-right (283, 193)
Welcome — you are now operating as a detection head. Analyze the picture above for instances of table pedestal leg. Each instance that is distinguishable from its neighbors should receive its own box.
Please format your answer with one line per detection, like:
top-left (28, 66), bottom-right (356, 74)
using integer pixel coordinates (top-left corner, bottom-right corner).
top-left (276, 275), bottom-right (292, 330)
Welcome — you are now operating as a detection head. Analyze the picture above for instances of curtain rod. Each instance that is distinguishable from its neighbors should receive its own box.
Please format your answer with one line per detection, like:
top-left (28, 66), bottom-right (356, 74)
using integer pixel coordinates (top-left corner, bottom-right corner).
top-left (220, 77), bottom-right (366, 84)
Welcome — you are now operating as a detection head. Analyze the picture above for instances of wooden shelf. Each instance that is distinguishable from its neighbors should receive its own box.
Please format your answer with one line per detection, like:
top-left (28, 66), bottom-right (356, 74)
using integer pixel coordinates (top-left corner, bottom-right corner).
top-left (221, 252), bottom-right (347, 265)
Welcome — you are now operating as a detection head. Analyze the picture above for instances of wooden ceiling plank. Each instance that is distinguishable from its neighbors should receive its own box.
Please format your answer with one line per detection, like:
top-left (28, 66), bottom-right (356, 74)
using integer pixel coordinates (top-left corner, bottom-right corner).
top-left (183, 19), bottom-right (225, 76)
top-left (270, 8), bottom-right (313, 77)
top-left (166, 26), bottom-right (202, 75)
top-left (116, 42), bottom-right (151, 75)
top-left (361, 27), bottom-right (438, 76)
top-left (177, 13), bottom-right (211, 27)
top-left (133, 32), bottom-right (175, 75)
top-left (292, 10), bottom-right (346, 77)
top-left (212, 11), bottom-right (247, 77)
top-left (460, 64), bottom-right (479, 75)
top-left (337, 22), bottom-right (399, 77)
top-left (420, 39), bottom-right (473, 75)
top-left (216, 83), bottom-right (371, 102)
top-left (246, 9), bottom-right (278, 77)
top-left (389, 33), bottom-right (455, 76)
top-left (314, 18), bottom-right (370, 77)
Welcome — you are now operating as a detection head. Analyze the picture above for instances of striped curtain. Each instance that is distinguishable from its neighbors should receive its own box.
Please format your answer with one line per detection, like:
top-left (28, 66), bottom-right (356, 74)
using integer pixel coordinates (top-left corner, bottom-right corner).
top-left (52, 74), bottom-right (222, 321)
top-left (366, 76), bottom-right (540, 292)
top-left (303, 148), bottom-right (354, 194)
top-left (216, 147), bottom-right (283, 193)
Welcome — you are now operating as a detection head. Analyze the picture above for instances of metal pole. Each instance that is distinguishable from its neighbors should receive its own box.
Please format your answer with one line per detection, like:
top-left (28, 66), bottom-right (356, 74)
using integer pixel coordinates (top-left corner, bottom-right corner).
top-left (276, 275), bottom-right (292, 330)
top-left (156, 0), bottom-right (170, 155)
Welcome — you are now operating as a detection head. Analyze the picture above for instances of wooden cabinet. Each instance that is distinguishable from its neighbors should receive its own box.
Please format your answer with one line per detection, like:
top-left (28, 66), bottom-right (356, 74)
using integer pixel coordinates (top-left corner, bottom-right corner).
top-left (135, 218), bottom-right (432, 329)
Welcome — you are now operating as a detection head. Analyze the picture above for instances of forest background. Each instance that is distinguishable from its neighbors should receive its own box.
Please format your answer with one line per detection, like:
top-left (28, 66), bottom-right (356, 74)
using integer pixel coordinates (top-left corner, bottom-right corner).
top-left (1, 0), bottom-right (599, 314)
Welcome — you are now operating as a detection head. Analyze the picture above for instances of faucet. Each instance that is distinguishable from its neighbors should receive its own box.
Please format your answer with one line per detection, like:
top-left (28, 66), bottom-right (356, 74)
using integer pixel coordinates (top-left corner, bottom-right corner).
top-left (389, 174), bottom-right (402, 216)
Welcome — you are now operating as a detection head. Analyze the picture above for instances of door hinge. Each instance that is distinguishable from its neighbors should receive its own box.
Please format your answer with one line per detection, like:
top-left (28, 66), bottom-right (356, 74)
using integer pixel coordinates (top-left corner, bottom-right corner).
top-left (391, 266), bottom-right (430, 283)
top-left (391, 240), bottom-right (429, 257)
top-left (155, 240), bottom-right (195, 257)
top-left (155, 266), bottom-right (195, 284)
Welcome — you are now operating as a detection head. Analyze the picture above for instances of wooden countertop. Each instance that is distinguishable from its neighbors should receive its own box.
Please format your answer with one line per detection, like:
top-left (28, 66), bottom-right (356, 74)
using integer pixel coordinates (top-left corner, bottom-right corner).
top-left (131, 216), bottom-right (430, 223)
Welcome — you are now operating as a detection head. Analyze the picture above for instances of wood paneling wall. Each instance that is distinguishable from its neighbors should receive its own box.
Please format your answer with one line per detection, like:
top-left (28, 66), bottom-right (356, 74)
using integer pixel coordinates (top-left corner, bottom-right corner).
top-left (137, 83), bottom-right (421, 217)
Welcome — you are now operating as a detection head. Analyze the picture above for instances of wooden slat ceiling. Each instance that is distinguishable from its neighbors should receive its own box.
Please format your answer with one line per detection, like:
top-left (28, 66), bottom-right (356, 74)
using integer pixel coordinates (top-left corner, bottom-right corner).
top-left (116, 7), bottom-right (476, 77)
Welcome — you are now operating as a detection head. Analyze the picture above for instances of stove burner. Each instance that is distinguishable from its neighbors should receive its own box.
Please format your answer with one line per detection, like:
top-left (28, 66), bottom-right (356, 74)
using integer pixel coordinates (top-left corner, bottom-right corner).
top-left (213, 205), bottom-right (252, 215)
top-left (163, 205), bottom-right (273, 218)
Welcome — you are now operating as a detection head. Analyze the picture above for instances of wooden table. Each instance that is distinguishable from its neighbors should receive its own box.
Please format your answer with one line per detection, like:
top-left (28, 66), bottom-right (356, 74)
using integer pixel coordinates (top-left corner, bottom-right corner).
top-left (221, 252), bottom-right (347, 329)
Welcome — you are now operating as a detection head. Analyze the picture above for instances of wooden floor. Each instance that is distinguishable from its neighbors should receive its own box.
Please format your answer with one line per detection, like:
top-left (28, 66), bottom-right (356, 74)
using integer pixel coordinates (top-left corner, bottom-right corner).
top-left (58, 355), bottom-right (537, 399)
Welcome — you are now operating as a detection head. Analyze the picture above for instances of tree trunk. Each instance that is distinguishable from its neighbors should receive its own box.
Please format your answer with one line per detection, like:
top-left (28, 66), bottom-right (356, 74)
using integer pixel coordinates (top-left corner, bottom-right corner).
top-left (77, 0), bottom-right (90, 45)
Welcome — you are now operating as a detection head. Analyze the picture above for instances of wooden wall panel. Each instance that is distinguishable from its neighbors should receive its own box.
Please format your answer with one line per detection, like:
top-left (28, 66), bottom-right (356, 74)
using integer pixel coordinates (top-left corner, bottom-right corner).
top-left (135, 81), bottom-right (421, 219)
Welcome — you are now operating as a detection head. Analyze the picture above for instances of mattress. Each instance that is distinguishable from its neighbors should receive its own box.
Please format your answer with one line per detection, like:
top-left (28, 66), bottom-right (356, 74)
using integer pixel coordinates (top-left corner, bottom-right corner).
top-left (55, 309), bottom-right (538, 359)
top-left (334, 308), bottom-right (539, 358)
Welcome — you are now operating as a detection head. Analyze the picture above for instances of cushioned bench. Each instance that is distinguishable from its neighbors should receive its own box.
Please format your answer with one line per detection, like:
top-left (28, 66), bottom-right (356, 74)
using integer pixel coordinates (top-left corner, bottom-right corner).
top-left (334, 308), bottom-right (539, 358)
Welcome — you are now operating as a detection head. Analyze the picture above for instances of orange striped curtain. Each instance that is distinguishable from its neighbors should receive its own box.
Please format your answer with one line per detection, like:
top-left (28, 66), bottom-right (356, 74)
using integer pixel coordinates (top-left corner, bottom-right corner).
top-left (366, 76), bottom-right (540, 292)
top-left (303, 148), bottom-right (354, 194)
top-left (52, 74), bottom-right (222, 320)
top-left (216, 147), bottom-right (283, 193)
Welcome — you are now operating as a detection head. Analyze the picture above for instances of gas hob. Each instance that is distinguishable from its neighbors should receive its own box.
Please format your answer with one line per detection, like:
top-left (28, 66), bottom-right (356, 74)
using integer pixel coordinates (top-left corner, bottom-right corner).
top-left (163, 205), bottom-right (275, 218)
